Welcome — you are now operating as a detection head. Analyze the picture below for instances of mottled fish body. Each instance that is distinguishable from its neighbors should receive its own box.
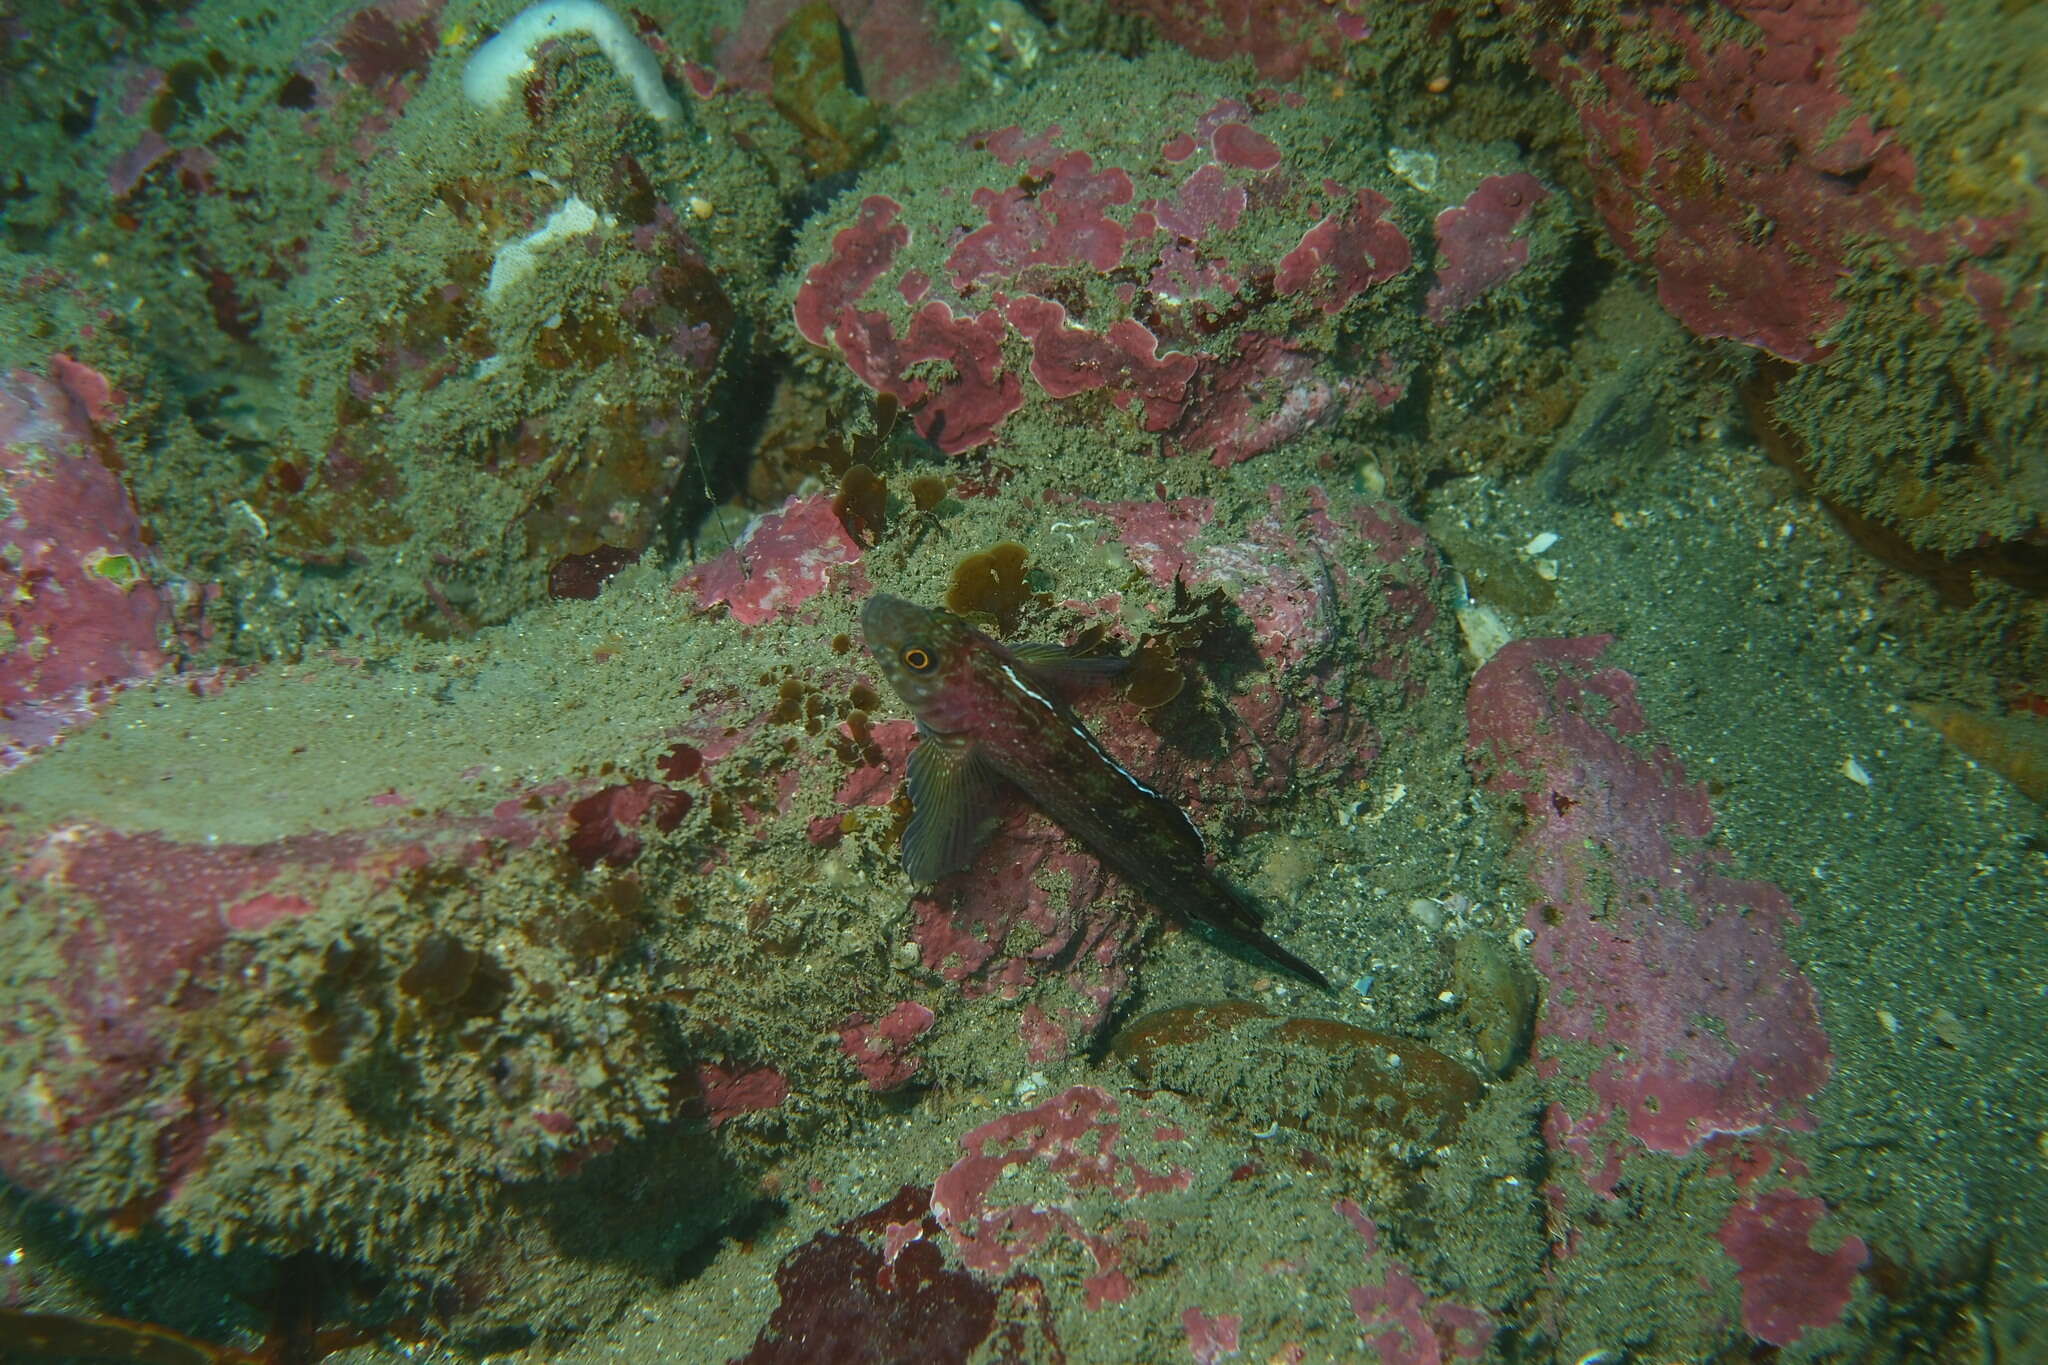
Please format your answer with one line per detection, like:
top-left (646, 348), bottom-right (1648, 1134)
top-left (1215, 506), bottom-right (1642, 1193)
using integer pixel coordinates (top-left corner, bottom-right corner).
top-left (860, 593), bottom-right (1331, 989)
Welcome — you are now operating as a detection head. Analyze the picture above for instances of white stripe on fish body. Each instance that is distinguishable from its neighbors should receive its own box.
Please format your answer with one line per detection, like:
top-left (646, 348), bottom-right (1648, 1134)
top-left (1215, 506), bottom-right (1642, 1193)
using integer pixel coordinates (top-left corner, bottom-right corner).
top-left (989, 659), bottom-right (1210, 856)
top-left (993, 661), bottom-right (1166, 802)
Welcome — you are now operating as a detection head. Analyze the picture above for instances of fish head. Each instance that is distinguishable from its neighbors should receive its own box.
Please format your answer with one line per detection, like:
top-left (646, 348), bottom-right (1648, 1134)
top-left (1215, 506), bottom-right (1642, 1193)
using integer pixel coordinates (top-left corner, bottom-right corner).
top-left (861, 593), bottom-right (993, 733)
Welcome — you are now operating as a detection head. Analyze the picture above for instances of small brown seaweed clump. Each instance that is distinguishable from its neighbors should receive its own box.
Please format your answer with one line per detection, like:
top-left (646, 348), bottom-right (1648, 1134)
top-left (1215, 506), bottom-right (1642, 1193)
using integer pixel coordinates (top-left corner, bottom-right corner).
top-left (1120, 579), bottom-right (1242, 713)
top-left (398, 932), bottom-right (512, 1021)
top-left (832, 463), bottom-right (888, 546)
top-left (946, 541), bottom-right (1035, 634)
top-left (1121, 634), bottom-right (1186, 709)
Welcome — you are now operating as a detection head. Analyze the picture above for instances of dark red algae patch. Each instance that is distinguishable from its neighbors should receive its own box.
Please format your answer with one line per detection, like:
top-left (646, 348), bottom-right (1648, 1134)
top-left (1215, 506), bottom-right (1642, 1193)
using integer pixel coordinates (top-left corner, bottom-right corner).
top-left (565, 780), bottom-right (690, 868)
top-left (737, 1185), bottom-right (997, 1364)
top-left (548, 544), bottom-right (638, 600)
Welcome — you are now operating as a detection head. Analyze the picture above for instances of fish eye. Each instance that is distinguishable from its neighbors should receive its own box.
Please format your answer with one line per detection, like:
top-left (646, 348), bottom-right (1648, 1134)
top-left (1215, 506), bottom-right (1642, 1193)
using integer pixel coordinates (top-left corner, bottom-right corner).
top-left (900, 646), bottom-right (934, 672)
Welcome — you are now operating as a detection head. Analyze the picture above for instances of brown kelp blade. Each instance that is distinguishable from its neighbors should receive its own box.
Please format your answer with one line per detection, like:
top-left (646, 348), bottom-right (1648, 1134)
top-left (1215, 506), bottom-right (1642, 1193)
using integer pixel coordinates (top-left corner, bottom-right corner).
top-left (0, 1307), bottom-right (257, 1365)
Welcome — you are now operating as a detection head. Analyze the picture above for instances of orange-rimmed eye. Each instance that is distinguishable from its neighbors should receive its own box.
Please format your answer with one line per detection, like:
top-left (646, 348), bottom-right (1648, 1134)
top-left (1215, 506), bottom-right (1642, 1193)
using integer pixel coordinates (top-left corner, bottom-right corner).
top-left (900, 646), bottom-right (934, 672)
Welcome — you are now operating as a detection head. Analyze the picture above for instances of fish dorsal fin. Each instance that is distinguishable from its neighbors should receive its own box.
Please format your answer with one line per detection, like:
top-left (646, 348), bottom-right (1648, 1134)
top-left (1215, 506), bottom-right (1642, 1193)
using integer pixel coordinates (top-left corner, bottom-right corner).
top-left (1004, 641), bottom-right (1129, 694)
top-left (902, 731), bottom-right (1006, 882)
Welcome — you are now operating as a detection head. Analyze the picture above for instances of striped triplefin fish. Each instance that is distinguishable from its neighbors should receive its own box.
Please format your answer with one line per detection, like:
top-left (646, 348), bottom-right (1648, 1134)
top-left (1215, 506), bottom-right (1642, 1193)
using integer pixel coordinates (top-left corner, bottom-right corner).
top-left (860, 593), bottom-right (1331, 989)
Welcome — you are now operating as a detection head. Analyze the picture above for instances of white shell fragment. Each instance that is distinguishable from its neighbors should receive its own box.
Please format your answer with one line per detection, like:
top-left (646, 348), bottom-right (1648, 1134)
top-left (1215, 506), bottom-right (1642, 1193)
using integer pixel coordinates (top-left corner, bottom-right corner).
top-left (1457, 602), bottom-right (1513, 665)
top-left (1387, 147), bottom-right (1440, 194)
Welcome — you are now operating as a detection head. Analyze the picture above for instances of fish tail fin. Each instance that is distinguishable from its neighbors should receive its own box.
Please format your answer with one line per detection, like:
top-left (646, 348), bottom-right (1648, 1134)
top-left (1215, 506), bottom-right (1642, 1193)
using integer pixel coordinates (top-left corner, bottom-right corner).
top-left (1183, 873), bottom-right (1333, 991)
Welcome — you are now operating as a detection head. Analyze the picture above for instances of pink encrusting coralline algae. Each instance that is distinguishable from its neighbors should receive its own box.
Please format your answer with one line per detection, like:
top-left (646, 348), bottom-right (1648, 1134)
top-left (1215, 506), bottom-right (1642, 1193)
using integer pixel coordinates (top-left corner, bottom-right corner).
top-left (1467, 636), bottom-right (1834, 1157)
top-left (931, 1085), bottom-right (1193, 1310)
top-left (0, 360), bottom-right (175, 765)
top-left (678, 491), bottom-right (868, 624)
top-left (1337, 1199), bottom-right (1493, 1365)
top-left (788, 72), bottom-right (1563, 464)
top-left (1522, 0), bottom-right (2016, 361)
top-left (1468, 636), bottom-right (1868, 1347)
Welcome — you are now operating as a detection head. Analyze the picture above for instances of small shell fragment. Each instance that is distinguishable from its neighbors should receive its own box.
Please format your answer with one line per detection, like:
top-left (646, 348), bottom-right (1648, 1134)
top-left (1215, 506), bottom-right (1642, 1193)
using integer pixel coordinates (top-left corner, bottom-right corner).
top-left (1456, 603), bottom-right (1512, 666)
top-left (1386, 147), bottom-right (1439, 194)
top-left (1522, 531), bottom-right (1559, 556)
top-left (1841, 756), bottom-right (1873, 787)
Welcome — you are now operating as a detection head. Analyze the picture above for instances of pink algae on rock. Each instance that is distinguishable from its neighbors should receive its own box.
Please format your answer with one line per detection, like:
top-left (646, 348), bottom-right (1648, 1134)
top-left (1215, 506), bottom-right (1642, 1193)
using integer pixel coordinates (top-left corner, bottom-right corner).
top-left (1092, 487), bottom-right (1435, 682)
top-left (947, 151), bottom-right (1134, 283)
top-left (1467, 635), bottom-right (1871, 1347)
top-left (932, 1085), bottom-right (1192, 1308)
top-left (1522, 0), bottom-right (2005, 361)
top-left (1, 361), bottom-right (174, 764)
top-left (1181, 1306), bottom-right (1243, 1364)
top-left (678, 491), bottom-right (868, 623)
top-left (1425, 174), bottom-right (1552, 324)
top-left (791, 193), bottom-right (1025, 453)
top-left (792, 195), bottom-right (910, 349)
top-left (1209, 122), bottom-right (1281, 171)
top-left (1273, 186), bottom-right (1412, 315)
top-left (840, 1000), bottom-right (937, 1091)
top-left (1003, 297), bottom-right (1199, 432)
top-left (1719, 1187), bottom-right (1869, 1348)
top-left (1336, 1199), bottom-right (1493, 1365)
top-left (0, 808), bottom-right (543, 1202)
top-left (786, 79), bottom-right (1459, 462)
top-left (736, 1184), bottom-right (999, 1365)
top-left (566, 778), bottom-right (692, 868)
top-left (696, 1063), bottom-right (792, 1128)
top-left (1107, 0), bottom-right (1373, 82)
top-left (0, 658), bottom-right (813, 1265)
top-left (905, 819), bottom-right (1130, 1063)
top-left (1466, 636), bottom-right (1833, 1160)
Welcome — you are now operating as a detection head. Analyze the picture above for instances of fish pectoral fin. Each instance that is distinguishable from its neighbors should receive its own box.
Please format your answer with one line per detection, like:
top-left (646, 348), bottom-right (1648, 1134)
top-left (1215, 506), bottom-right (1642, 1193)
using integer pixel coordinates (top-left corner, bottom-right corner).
top-left (901, 738), bottom-right (1003, 883)
top-left (1006, 642), bottom-right (1130, 691)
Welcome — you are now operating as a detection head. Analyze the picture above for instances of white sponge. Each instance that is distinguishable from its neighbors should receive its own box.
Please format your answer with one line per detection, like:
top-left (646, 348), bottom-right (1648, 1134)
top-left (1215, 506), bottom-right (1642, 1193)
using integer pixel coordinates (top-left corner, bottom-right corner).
top-left (484, 195), bottom-right (606, 302)
top-left (463, 0), bottom-right (682, 123)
